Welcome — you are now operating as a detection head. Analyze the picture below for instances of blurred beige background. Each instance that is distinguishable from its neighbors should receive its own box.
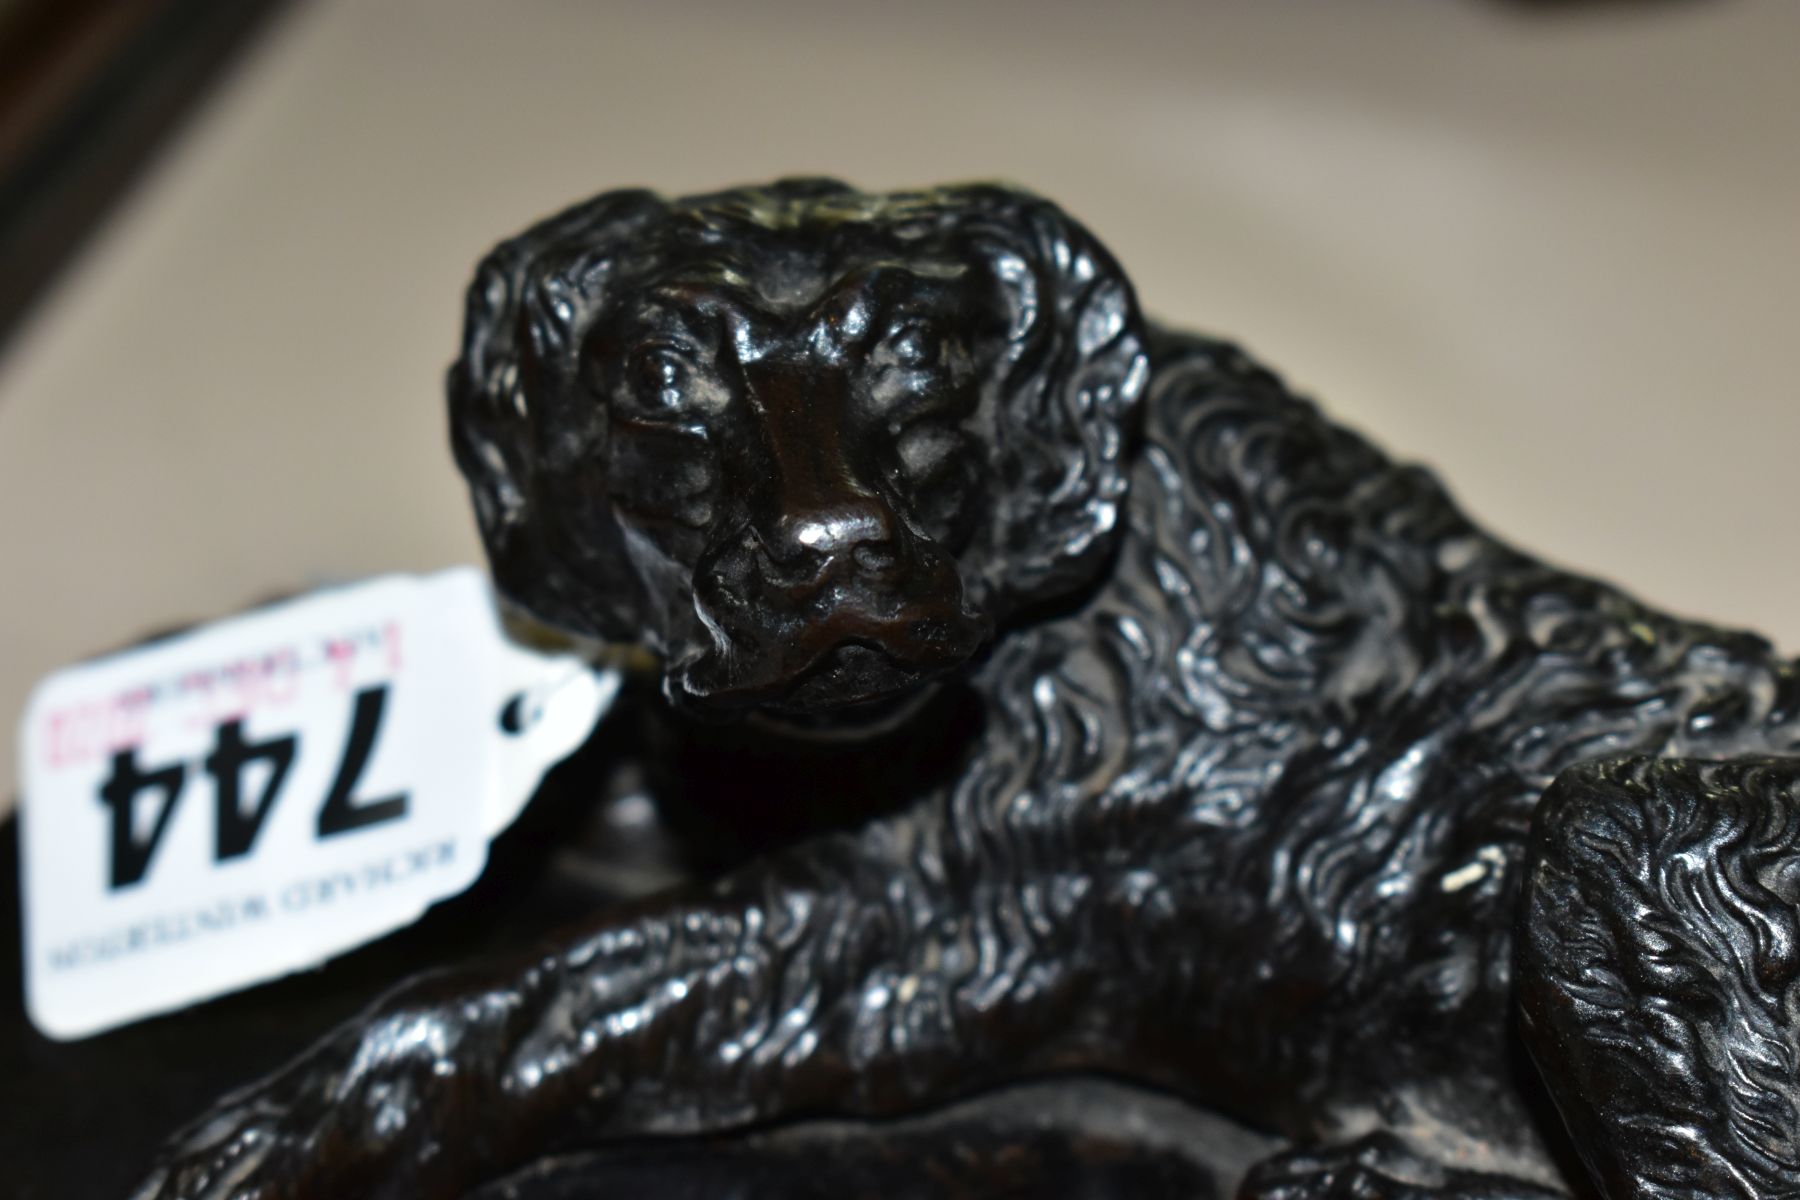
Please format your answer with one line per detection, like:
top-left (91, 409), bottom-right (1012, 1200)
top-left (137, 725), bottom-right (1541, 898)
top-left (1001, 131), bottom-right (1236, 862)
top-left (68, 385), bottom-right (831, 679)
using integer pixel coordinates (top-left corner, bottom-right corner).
top-left (3, 0), bottom-right (1797, 812)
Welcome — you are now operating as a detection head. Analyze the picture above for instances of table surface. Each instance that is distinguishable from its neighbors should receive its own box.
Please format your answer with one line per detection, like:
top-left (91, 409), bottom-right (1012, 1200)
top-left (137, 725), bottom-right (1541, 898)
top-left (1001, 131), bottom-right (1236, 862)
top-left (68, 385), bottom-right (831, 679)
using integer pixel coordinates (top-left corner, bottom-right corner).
top-left (3, 0), bottom-right (1798, 811)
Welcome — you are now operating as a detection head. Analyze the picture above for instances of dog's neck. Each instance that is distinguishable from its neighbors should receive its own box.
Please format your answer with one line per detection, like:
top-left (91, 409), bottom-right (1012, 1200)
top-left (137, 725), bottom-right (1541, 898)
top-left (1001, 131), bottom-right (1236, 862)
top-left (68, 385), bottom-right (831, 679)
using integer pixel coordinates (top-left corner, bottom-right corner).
top-left (638, 679), bottom-right (985, 870)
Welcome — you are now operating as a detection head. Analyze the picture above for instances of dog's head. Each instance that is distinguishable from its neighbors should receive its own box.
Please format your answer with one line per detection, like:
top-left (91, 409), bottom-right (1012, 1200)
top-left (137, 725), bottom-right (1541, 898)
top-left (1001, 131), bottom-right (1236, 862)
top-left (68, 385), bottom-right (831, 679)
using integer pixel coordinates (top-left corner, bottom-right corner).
top-left (450, 180), bottom-right (1146, 718)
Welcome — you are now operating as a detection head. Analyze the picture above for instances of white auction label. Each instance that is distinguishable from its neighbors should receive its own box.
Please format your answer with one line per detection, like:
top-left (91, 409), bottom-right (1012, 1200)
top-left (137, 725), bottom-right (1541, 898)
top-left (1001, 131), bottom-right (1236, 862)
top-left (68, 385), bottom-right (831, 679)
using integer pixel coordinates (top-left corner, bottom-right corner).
top-left (17, 567), bottom-right (618, 1040)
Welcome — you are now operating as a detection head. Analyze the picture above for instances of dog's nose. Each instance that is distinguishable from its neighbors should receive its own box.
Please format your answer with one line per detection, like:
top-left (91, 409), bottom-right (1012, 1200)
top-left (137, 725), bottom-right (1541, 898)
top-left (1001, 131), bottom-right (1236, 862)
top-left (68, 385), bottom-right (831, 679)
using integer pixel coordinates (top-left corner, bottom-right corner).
top-left (743, 360), bottom-right (903, 574)
top-left (765, 493), bottom-right (901, 567)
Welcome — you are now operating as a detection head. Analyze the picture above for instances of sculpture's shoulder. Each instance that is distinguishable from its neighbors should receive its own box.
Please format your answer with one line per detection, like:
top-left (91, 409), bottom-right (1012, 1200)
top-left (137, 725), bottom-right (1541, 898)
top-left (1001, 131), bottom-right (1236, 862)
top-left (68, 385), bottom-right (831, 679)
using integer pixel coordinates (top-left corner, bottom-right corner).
top-left (1115, 325), bottom-right (1796, 768)
top-left (1134, 327), bottom-right (1476, 568)
top-left (1113, 327), bottom-right (1493, 717)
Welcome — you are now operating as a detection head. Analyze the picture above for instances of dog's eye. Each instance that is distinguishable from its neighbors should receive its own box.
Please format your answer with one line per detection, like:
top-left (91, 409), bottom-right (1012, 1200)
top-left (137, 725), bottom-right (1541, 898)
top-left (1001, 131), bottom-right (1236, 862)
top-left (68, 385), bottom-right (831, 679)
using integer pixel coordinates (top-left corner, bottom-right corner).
top-left (628, 347), bottom-right (691, 410)
top-left (879, 322), bottom-right (947, 373)
top-left (891, 325), bottom-right (939, 369)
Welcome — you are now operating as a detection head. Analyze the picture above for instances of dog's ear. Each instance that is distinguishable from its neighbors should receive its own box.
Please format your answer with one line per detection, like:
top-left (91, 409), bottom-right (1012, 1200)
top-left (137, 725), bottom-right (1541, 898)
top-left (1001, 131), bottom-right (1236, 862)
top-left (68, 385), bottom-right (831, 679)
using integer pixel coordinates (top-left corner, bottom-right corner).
top-left (447, 189), bottom-right (666, 640)
top-left (927, 186), bottom-right (1150, 610)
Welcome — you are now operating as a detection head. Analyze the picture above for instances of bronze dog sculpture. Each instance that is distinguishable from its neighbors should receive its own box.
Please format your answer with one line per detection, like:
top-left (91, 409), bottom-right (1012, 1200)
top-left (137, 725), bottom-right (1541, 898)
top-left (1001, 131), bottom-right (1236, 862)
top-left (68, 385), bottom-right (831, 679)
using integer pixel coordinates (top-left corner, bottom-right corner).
top-left (137, 181), bottom-right (1800, 1198)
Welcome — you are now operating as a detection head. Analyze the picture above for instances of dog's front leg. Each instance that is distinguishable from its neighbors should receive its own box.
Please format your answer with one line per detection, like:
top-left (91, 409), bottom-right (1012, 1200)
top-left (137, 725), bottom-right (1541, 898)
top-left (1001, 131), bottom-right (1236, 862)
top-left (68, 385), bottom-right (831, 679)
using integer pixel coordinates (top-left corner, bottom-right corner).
top-left (131, 794), bottom-right (1132, 1200)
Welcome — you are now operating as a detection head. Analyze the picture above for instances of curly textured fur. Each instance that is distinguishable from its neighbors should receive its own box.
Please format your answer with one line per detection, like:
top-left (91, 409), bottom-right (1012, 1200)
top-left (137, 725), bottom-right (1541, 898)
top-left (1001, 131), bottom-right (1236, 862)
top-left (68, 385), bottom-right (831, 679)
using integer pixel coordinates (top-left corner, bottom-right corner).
top-left (1522, 758), bottom-right (1800, 1196)
top-left (135, 182), bottom-right (1800, 1200)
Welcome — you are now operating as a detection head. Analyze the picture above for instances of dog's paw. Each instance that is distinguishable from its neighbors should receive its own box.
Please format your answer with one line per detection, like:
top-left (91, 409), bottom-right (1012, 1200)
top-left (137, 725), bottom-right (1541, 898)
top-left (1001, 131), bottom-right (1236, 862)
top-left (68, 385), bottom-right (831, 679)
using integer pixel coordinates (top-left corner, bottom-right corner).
top-left (130, 1077), bottom-right (306, 1200)
top-left (129, 1000), bottom-right (467, 1200)
top-left (1240, 1134), bottom-right (1560, 1200)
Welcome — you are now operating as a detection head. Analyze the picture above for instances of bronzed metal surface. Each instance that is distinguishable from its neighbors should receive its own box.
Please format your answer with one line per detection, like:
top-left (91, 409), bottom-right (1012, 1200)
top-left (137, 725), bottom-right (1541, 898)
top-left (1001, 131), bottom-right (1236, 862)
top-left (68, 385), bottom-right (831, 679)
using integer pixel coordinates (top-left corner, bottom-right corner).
top-left (134, 182), bottom-right (1800, 1198)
